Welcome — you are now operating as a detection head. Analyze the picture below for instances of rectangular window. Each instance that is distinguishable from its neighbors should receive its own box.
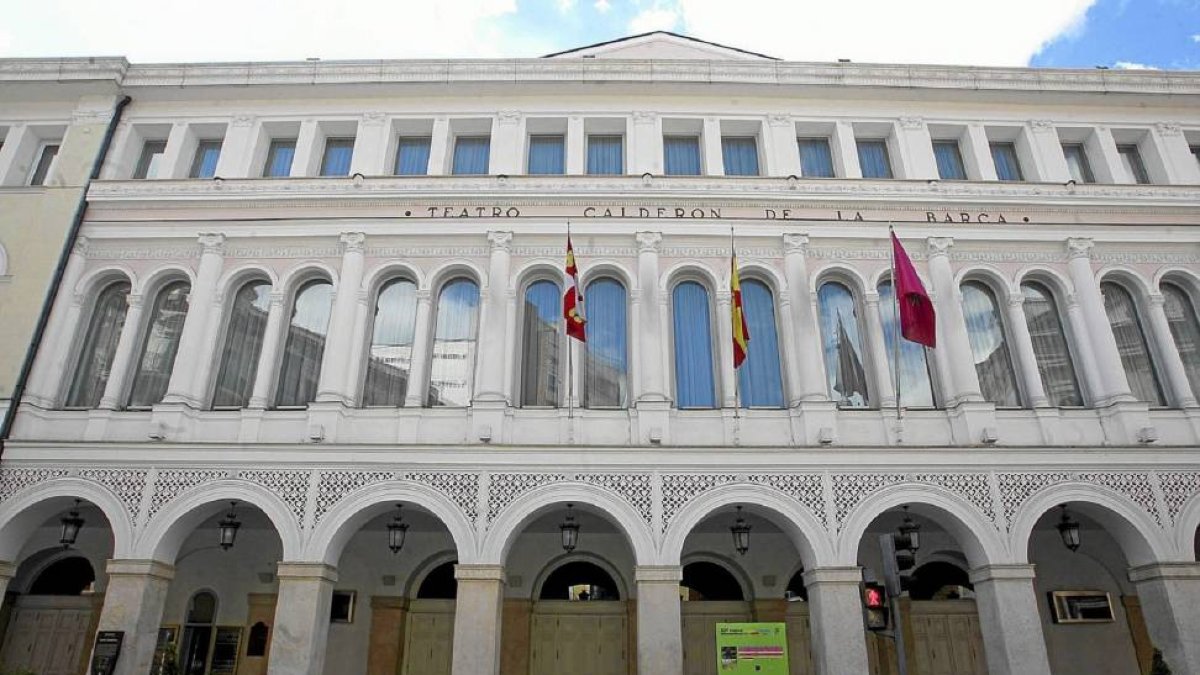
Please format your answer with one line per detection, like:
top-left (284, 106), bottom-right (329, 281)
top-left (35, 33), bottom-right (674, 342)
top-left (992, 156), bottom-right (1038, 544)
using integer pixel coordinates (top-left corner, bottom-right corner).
top-left (587, 135), bottom-right (623, 175)
top-left (133, 140), bottom-right (167, 180)
top-left (663, 135), bottom-right (701, 176)
top-left (28, 143), bottom-right (59, 186)
top-left (527, 135), bottom-right (565, 175)
top-left (797, 138), bottom-right (835, 177)
top-left (394, 137), bottom-right (431, 176)
top-left (452, 136), bottom-right (490, 175)
top-left (263, 139), bottom-right (297, 178)
top-left (990, 142), bottom-right (1024, 181)
top-left (320, 138), bottom-right (355, 177)
top-left (189, 139), bottom-right (222, 179)
top-left (1062, 143), bottom-right (1095, 183)
top-left (856, 139), bottom-right (892, 179)
top-left (721, 136), bottom-right (759, 176)
top-left (1117, 144), bottom-right (1150, 184)
top-left (932, 140), bottom-right (967, 180)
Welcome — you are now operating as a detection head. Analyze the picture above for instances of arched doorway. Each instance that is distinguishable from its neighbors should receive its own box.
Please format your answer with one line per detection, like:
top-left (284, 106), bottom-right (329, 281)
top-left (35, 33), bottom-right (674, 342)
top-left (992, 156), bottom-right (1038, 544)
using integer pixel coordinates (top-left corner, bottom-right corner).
top-left (400, 559), bottom-right (458, 675)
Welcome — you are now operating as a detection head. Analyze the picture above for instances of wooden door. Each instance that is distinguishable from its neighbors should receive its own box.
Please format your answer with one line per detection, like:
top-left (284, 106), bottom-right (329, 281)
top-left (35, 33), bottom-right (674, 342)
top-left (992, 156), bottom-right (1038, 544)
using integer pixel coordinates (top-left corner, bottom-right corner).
top-left (908, 600), bottom-right (987, 675)
top-left (680, 601), bottom-right (752, 675)
top-left (0, 596), bottom-right (94, 675)
top-left (783, 602), bottom-right (816, 675)
top-left (530, 601), bottom-right (628, 675)
top-left (401, 599), bottom-right (455, 675)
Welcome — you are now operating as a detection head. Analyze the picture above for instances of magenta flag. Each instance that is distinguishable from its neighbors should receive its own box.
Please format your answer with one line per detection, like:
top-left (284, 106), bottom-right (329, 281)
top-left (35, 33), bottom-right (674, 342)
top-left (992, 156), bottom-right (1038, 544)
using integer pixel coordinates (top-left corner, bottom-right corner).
top-left (891, 231), bottom-right (937, 348)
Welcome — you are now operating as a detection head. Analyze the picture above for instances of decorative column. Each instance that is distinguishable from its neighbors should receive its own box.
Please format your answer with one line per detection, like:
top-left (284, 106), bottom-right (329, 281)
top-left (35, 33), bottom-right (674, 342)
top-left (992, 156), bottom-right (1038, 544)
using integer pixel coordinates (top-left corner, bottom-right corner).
top-left (25, 237), bottom-right (89, 407)
top-left (350, 112), bottom-right (388, 175)
top-left (316, 232), bottom-right (366, 404)
top-left (213, 115), bottom-right (257, 178)
top-left (961, 124), bottom-right (998, 181)
top-left (267, 563), bottom-right (337, 675)
top-left (475, 232), bottom-right (513, 404)
top-left (97, 293), bottom-right (145, 410)
top-left (925, 238), bottom-right (982, 405)
top-left (1025, 120), bottom-right (1068, 182)
top-left (831, 121), bottom-right (861, 178)
top-left (1065, 238), bottom-right (1133, 406)
top-left (782, 234), bottom-right (826, 403)
top-left (1064, 296), bottom-right (1105, 403)
top-left (765, 114), bottom-right (801, 177)
top-left (715, 289), bottom-right (736, 408)
top-left (427, 117), bottom-right (450, 176)
top-left (92, 559), bottom-right (174, 675)
top-left (636, 566), bottom-right (683, 675)
top-left (1151, 122), bottom-right (1200, 184)
top-left (403, 290), bottom-right (434, 408)
top-left (248, 291), bottom-right (287, 409)
top-left (451, 564), bottom-right (505, 675)
top-left (803, 567), bottom-right (870, 675)
top-left (863, 291), bottom-right (897, 409)
top-left (163, 233), bottom-right (225, 407)
top-left (1128, 563), bottom-right (1200, 675)
top-left (491, 111), bottom-right (523, 175)
top-left (1004, 293), bottom-right (1050, 408)
top-left (969, 565), bottom-right (1053, 675)
top-left (635, 232), bottom-right (666, 401)
top-left (629, 112), bottom-right (661, 175)
top-left (895, 117), bottom-right (937, 179)
top-left (1146, 293), bottom-right (1199, 408)
top-left (702, 117), bottom-right (723, 176)
top-left (566, 116), bottom-right (585, 175)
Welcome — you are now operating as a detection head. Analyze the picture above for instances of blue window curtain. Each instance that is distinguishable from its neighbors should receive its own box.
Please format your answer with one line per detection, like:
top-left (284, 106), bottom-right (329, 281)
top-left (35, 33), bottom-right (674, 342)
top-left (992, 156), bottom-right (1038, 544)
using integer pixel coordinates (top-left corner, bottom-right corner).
top-left (394, 137), bottom-right (431, 176)
top-left (212, 280), bottom-right (272, 408)
top-left (1162, 282), bottom-right (1200, 401)
top-left (528, 135), bottom-right (565, 175)
top-left (737, 280), bottom-right (783, 408)
top-left (933, 141), bottom-right (967, 180)
top-left (722, 137), bottom-right (760, 176)
top-left (189, 140), bottom-right (222, 178)
top-left (521, 280), bottom-right (562, 407)
top-left (452, 136), bottom-right (491, 175)
top-left (663, 136), bottom-right (702, 176)
top-left (960, 281), bottom-right (1022, 407)
top-left (428, 278), bottom-right (480, 407)
top-left (856, 140), bottom-right (892, 178)
top-left (991, 143), bottom-right (1023, 181)
top-left (797, 138), bottom-right (835, 178)
top-left (320, 138), bottom-right (354, 177)
top-left (127, 281), bottom-right (191, 408)
top-left (274, 280), bottom-right (334, 407)
top-left (1102, 282), bottom-right (1166, 405)
top-left (1021, 282), bottom-right (1083, 407)
top-left (818, 282), bottom-right (870, 407)
top-left (263, 139), bottom-right (296, 178)
top-left (587, 135), bottom-right (623, 175)
top-left (673, 282), bottom-right (716, 408)
top-left (878, 280), bottom-right (937, 407)
top-left (65, 281), bottom-right (131, 408)
top-left (363, 279), bottom-right (419, 407)
top-left (584, 278), bottom-right (628, 408)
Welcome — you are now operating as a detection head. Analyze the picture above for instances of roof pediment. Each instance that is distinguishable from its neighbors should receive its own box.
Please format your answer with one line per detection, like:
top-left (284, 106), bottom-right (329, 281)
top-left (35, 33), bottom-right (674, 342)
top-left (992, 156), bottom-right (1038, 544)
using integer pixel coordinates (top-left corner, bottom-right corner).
top-left (544, 31), bottom-right (776, 61)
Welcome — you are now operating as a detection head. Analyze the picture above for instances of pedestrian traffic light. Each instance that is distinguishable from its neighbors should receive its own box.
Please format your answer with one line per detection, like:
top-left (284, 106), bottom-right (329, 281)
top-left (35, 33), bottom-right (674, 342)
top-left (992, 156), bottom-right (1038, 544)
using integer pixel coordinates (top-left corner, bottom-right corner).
top-left (863, 582), bottom-right (888, 631)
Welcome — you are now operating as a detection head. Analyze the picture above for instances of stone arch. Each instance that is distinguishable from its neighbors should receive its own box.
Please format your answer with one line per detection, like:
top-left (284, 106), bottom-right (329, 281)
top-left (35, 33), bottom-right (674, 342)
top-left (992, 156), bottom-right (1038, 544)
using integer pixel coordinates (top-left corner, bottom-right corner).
top-left (954, 263), bottom-right (1016, 297)
top-left (362, 261), bottom-right (425, 298)
top-left (0, 477), bottom-right (135, 561)
top-left (531, 551), bottom-right (631, 601)
top-left (680, 552), bottom-right (754, 601)
top-left (1154, 266), bottom-right (1200, 297)
top-left (135, 263), bottom-right (196, 298)
top-left (662, 482), bottom-right (834, 569)
top-left (1014, 265), bottom-right (1075, 300)
top-left (1008, 481), bottom-right (1175, 566)
top-left (836, 483), bottom-right (1009, 568)
top-left (1168, 490), bottom-right (1200, 561)
top-left (403, 549), bottom-right (459, 599)
top-left (579, 260), bottom-right (636, 291)
top-left (512, 258), bottom-right (562, 289)
top-left (74, 265), bottom-right (136, 299)
top-left (811, 262), bottom-right (870, 297)
top-left (870, 263), bottom-right (933, 292)
top-left (730, 260), bottom-right (785, 293)
top-left (136, 479), bottom-right (303, 563)
top-left (426, 259), bottom-right (486, 295)
top-left (1096, 265), bottom-right (1155, 301)
top-left (660, 261), bottom-right (721, 295)
top-left (215, 263), bottom-right (278, 301)
top-left (305, 480), bottom-right (479, 565)
top-left (481, 481), bottom-right (656, 566)
top-left (277, 260), bottom-right (339, 296)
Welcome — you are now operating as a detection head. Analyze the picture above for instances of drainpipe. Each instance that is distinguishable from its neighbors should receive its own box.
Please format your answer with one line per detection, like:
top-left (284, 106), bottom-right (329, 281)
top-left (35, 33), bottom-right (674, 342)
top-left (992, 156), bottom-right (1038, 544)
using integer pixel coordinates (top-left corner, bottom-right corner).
top-left (0, 94), bottom-right (132, 452)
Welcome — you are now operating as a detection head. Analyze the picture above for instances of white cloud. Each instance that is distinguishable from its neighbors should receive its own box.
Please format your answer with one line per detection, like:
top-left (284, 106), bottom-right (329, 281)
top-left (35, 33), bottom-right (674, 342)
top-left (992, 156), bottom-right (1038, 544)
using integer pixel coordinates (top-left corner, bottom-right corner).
top-left (557, 0), bottom-right (577, 13)
top-left (629, 8), bottom-right (681, 33)
top-left (1191, 33), bottom-right (1200, 43)
top-left (595, 0), bottom-right (613, 13)
top-left (671, 0), bottom-right (1098, 66)
top-left (1113, 61), bottom-right (1159, 70)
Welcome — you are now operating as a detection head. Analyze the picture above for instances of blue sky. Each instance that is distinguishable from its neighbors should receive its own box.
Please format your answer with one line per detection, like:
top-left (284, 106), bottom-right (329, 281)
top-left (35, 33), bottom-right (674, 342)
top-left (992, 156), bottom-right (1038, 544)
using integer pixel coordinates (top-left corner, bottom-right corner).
top-left (0, 0), bottom-right (1196, 69)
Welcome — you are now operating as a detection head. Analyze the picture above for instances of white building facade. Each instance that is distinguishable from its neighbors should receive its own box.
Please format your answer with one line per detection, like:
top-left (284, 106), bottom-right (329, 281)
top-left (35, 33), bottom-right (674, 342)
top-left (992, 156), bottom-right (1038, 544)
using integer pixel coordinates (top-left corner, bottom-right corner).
top-left (1, 32), bottom-right (1200, 675)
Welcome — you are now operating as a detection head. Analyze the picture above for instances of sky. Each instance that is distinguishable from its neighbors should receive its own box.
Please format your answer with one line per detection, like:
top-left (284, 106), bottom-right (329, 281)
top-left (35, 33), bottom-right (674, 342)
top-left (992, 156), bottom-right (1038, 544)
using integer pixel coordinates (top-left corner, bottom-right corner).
top-left (0, 0), bottom-right (1197, 69)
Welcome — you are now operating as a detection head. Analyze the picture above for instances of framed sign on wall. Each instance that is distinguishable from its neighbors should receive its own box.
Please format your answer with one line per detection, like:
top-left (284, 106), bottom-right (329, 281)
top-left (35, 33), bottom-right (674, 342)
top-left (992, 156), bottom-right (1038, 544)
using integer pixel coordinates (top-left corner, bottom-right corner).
top-left (1049, 591), bottom-right (1115, 623)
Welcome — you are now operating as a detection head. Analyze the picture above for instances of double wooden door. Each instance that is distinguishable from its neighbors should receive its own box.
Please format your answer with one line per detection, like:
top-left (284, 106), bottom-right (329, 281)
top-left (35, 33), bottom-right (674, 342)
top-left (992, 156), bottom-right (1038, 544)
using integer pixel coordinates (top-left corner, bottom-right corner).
top-left (530, 601), bottom-right (628, 675)
top-left (0, 595), bottom-right (96, 675)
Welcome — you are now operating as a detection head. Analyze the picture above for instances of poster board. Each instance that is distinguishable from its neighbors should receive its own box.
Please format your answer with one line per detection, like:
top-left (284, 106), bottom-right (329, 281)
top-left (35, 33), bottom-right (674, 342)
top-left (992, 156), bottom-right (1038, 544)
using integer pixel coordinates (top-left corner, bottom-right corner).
top-left (715, 623), bottom-right (789, 674)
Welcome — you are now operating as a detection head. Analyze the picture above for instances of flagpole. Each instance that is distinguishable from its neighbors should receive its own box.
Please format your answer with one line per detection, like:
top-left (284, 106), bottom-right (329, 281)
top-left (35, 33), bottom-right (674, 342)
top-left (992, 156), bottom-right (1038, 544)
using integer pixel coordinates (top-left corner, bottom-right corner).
top-left (731, 226), bottom-right (741, 420)
top-left (567, 220), bottom-right (574, 421)
top-left (889, 224), bottom-right (902, 422)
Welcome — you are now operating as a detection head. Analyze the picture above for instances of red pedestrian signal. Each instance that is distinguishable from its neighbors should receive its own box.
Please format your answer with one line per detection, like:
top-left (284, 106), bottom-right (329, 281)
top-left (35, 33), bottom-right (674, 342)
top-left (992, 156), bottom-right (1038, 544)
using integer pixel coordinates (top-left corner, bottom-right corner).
top-left (863, 582), bottom-right (888, 631)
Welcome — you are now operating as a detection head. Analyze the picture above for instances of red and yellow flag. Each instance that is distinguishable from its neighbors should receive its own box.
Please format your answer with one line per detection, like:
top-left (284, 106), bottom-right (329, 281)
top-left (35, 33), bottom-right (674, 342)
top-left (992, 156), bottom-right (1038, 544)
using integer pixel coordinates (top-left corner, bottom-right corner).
top-left (564, 236), bottom-right (586, 342)
top-left (731, 254), bottom-right (749, 368)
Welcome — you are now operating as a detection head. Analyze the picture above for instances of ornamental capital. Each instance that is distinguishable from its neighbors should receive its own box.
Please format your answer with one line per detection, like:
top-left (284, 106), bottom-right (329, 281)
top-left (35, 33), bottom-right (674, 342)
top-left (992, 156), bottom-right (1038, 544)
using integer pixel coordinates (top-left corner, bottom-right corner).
top-left (72, 236), bottom-right (90, 258)
top-left (269, 291), bottom-right (286, 306)
top-left (926, 237), bottom-right (954, 256)
top-left (198, 232), bottom-right (226, 252)
top-left (231, 114), bottom-right (255, 128)
top-left (782, 233), bottom-right (809, 253)
top-left (1029, 119), bottom-right (1055, 133)
top-left (340, 232), bottom-right (366, 252)
top-left (632, 111), bottom-right (657, 124)
top-left (361, 112), bottom-right (387, 126)
top-left (1155, 121), bottom-right (1183, 137)
top-left (1065, 237), bottom-right (1094, 259)
top-left (898, 116), bottom-right (924, 130)
top-left (1148, 293), bottom-right (1166, 308)
top-left (415, 289), bottom-right (432, 302)
top-left (488, 231), bottom-right (513, 251)
top-left (636, 231), bottom-right (662, 252)
top-left (497, 110), bottom-right (522, 125)
top-left (1006, 293), bottom-right (1025, 309)
top-left (767, 114), bottom-right (792, 127)
top-left (126, 293), bottom-right (144, 309)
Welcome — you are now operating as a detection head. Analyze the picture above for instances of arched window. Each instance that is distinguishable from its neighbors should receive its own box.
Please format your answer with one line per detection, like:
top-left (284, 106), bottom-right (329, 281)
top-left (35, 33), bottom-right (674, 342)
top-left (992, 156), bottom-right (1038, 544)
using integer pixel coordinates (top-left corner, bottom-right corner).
top-left (428, 278), bottom-right (479, 407)
top-left (583, 277), bottom-right (628, 408)
top-left (680, 561), bottom-right (744, 601)
top-left (417, 561), bottom-right (458, 599)
top-left (362, 278), bottom-right (418, 407)
top-left (29, 556), bottom-right (95, 595)
top-left (127, 280), bottom-right (191, 408)
top-left (540, 561), bottom-right (620, 601)
top-left (673, 281), bottom-right (716, 409)
top-left (738, 279), bottom-right (783, 408)
top-left (212, 280), bottom-right (271, 408)
top-left (1162, 282), bottom-right (1200, 401)
top-left (1021, 282), bottom-right (1083, 407)
top-left (182, 591), bottom-right (218, 675)
top-left (878, 279), bottom-right (936, 407)
top-left (274, 279), bottom-right (333, 407)
top-left (960, 281), bottom-right (1021, 407)
top-left (521, 279), bottom-right (562, 407)
top-left (65, 280), bottom-right (131, 408)
top-left (1102, 282), bottom-right (1165, 405)
top-left (817, 281), bottom-right (869, 407)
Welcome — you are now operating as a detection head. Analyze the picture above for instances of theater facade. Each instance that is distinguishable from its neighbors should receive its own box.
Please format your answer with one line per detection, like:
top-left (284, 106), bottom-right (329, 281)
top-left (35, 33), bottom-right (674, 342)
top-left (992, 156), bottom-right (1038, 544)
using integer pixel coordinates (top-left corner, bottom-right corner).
top-left (1, 31), bottom-right (1199, 675)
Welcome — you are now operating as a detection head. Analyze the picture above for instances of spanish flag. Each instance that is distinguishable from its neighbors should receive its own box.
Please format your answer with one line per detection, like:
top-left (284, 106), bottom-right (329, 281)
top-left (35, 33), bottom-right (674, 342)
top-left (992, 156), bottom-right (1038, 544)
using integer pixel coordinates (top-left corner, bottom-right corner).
top-left (564, 236), bottom-right (586, 342)
top-left (731, 255), bottom-right (749, 368)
